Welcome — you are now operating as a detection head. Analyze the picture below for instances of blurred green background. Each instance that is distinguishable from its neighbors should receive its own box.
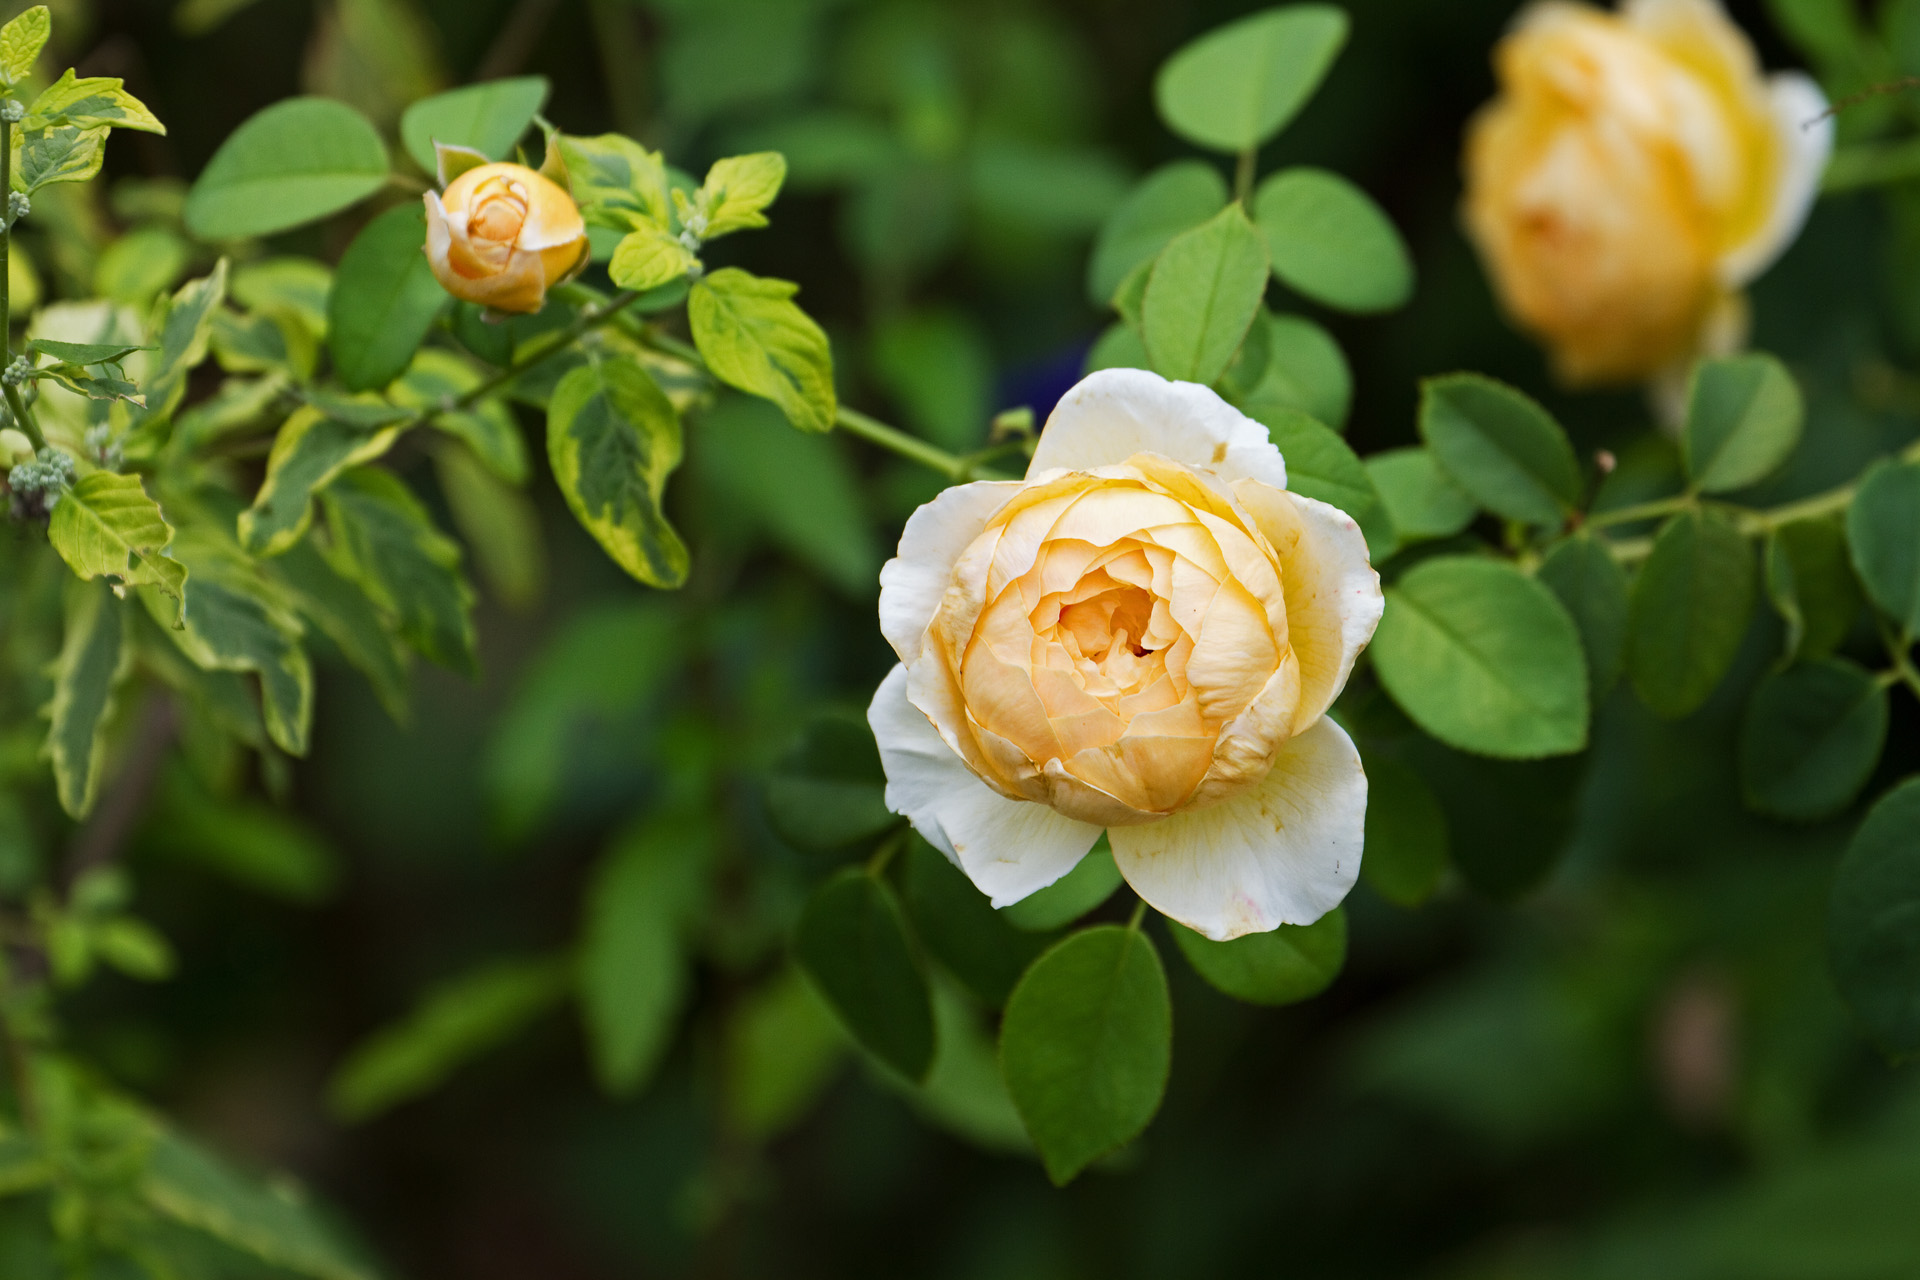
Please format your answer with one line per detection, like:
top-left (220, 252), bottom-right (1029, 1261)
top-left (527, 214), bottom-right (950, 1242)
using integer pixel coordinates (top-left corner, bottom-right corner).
top-left (26, 0), bottom-right (1920, 1275)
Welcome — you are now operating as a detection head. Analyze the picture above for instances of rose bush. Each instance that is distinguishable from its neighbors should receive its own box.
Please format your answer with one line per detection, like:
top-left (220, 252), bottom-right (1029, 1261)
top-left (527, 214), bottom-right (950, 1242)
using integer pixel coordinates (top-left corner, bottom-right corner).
top-left (870, 369), bottom-right (1383, 941)
top-left (1462, 0), bottom-right (1830, 385)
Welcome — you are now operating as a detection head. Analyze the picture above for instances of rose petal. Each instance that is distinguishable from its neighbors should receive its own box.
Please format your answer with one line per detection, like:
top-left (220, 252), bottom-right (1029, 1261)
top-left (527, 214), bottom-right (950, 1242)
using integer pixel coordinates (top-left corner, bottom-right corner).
top-left (1109, 715), bottom-right (1365, 941)
top-left (1029, 368), bottom-right (1288, 491)
top-left (516, 167), bottom-right (589, 250)
top-left (869, 665), bottom-right (1102, 905)
top-left (878, 479), bottom-right (1023, 663)
top-left (1718, 70), bottom-right (1829, 287)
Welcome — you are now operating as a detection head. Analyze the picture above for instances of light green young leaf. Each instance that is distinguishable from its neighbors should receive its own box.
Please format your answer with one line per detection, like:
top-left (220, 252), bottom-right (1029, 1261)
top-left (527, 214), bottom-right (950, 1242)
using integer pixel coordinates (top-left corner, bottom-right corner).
top-left (1001, 925), bottom-right (1171, 1185)
top-left (399, 75), bottom-right (548, 174)
top-left (689, 267), bottom-right (836, 433)
top-left (1253, 167), bottom-right (1412, 312)
top-left (1221, 309), bottom-right (1351, 430)
top-left (1372, 555), bottom-right (1590, 758)
top-left (26, 69), bottom-right (166, 134)
top-left (137, 259), bottom-right (230, 425)
top-left (0, 7), bottom-right (50, 88)
top-left (579, 816), bottom-right (714, 1096)
top-left (327, 954), bottom-right (572, 1122)
top-left (319, 468), bottom-right (478, 677)
top-left (547, 355), bottom-right (688, 589)
top-left (1365, 446), bottom-right (1476, 542)
top-left (695, 151), bottom-right (786, 237)
top-left (432, 443), bottom-right (543, 611)
top-left (555, 132), bottom-right (670, 231)
top-left (327, 203), bottom-right (448, 392)
top-left (1085, 321), bottom-right (1150, 374)
top-left (1627, 510), bottom-right (1757, 719)
top-left (13, 124), bottom-right (107, 194)
top-left (1360, 752), bottom-right (1449, 907)
top-left (1739, 658), bottom-right (1887, 822)
top-left (1419, 373), bottom-right (1581, 526)
top-left (183, 97), bottom-right (389, 240)
top-left (1140, 203), bottom-right (1269, 386)
top-left (1537, 533), bottom-right (1629, 700)
top-left (608, 224), bottom-right (697, 292)
top-left (1682, 353), bottom-right (1803, 493)
top-left (26, 339), bottom-right (151, 366)
top-left (1153, 4), bottom-right (1348, 152)
top-left (794, 867), bottom-right (935, 1081)
top-left (1171, 909), bottom-right (1346, 1005)
top-left (1086, 159), bottom-right (1229, 307)
top-left (96, 226), bottom-right (191, 307)
top-left (1828, 778), bottom-right (1920, 1055)
top-left (48, 472), bottom-right (188, 609)
top-left (1846, 459), bottom-right (1920, 636)
top-left (390, 348), bottom-right (527, 483)
top-left (231, 256), bottom-right (332, 338)
top-left (44, 582), bottom-right (129, 819)
top-left (238, 407), bottom-right (403, 557)
top-left (1766, 517), bottom-right (1862, 662)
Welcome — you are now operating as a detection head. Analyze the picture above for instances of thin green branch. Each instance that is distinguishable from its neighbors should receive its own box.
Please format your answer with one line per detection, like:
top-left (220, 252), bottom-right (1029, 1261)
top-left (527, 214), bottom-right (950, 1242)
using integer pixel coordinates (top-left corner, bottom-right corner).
top-left (0, 115), bottom-right (42, 455)
top-left (1583, 492), bottom-right (1695, 529)
top-left (1127, 898), bottom-right (1148, 931)
top-left (1234, 147), bottom-right (1256, 204)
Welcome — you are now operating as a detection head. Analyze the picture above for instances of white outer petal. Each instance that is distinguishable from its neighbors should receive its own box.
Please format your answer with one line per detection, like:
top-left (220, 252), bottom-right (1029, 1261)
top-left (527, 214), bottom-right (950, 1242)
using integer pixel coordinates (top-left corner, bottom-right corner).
top-left (1029, 368), bottom-right (1289, 491)
top-left (423, 191), bottom-right (453, 270)
top-left (868, 665), bottom-right (1103, 904)
top-left (1108, 715), bottom-right (1365, 941)
top-left (877, 480), bottom-right (1023, 664)
top-left (1231, 483), bottom-right (1383, 732)
top-left (1719, 71), bottom-right (1831, 288)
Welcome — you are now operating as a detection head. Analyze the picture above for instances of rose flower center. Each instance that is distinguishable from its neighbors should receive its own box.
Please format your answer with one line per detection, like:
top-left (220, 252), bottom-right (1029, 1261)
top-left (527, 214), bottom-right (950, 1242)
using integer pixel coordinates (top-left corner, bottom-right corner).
top-left (469, 180), bottom-right (528, 244)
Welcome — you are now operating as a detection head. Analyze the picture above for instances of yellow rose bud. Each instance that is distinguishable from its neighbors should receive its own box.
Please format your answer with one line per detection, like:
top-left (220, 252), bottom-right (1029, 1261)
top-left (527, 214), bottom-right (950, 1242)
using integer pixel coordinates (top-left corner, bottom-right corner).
top-left (422, 161), bottom-right (589, 315)
top-left (871, 369), bottom-right (1384, 941)
top-left (1463, 0), bottom-right (1830, 386)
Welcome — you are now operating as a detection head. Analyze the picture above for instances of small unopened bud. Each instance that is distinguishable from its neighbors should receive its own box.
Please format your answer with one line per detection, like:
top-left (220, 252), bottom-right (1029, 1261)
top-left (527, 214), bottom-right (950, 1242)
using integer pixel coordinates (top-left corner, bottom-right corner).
top-left (1595, 449), bottom-right (1617, 475)
top-left (1, 356), bottom-right (32, 387)
top-left (84, 424), bottom-right (121, 471)
top-left (7, 192), bottom-right (27, 225)
top-left (0, 100), bottom-right (25, 124)
top-left (990, 406), bottom-right (1036, 442)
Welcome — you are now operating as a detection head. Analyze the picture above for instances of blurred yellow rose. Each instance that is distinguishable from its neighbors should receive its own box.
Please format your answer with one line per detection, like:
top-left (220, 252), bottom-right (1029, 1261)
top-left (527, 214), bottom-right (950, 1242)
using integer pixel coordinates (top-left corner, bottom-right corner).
top-left (870, 369), bottom-right (1383, 941)
top-left (1463, 0), bottom-right (1830, 386)
top-left (423, 161), bottom-right (588, 315)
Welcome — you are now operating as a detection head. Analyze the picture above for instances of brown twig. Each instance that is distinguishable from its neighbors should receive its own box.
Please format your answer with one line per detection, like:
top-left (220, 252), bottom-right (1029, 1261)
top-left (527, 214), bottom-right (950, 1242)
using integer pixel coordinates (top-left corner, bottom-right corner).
top-left (1808, 76), bottom-right (1920, 127)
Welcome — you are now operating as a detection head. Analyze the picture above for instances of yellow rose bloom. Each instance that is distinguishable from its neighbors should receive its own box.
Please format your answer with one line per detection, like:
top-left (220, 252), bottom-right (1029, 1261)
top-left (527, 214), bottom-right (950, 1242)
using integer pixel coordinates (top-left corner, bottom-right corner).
top-left (870, 369), bottom-right (1383, 941)
top-left (422, 161), bottom-right (589, 315)
top-left (1463, 0), bottom-right (1830, 385)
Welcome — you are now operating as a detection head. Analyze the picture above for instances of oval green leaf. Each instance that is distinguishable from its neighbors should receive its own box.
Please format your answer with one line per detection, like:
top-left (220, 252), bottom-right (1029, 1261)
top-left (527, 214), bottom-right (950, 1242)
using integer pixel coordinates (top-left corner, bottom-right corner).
top-left (1739, 658), bottom-right (1888, 822)
top-left (1359, 751), bottom-right (1449, 908)
top-left (184, 97), bottom-right (389, 240)
top-left (1418, 373), bottom-right (1581, 526)
top-left (900, 837), bottom-right (1051, 1008)
top-left (1250, 406), bottom-right (1393, 557)
top-left (1365, 446), bottom-right (1477, 543)
top-left (1765, 517), bottom-right (1862, 662)
top-left (1140, 203), bottom-right (1269, 386)
top-left (1537, 533), bottom-right (1629, 700)
top-left (688, 267), bottom-right (836, 434)
top-left (1253, 167), bottom-right (1412, 313)
top-left (1170, 909), bottom-right (1345, 1005)
top-left (1227, 309), bottom-right (1352, 430)
top-left (1829, 778), bottom-right (1920, 1055)
top-left (1626, 510), bottom-right (1756, 719)
top-left (1371, 555), bottom-right (1589, 759)
top-left (1847, 459), bottom-right (1920, 636)
top-left (794, 867), bottom-right (935, 1081)
top-left (1682, 352), bottom-right (1803, 493)
top-left (1085, 159), bottom-right (1228, 306)
top-left (1000, 925), bottom-right (1171, 1185)
top-left (546, 356), bottom-right (689, 589)
top-left (327, 203), bottom-right (448, 392)
top-left (1153, 4), bottom-right (1348, 152)
top-left (400, 76), bottom-right (549, 175)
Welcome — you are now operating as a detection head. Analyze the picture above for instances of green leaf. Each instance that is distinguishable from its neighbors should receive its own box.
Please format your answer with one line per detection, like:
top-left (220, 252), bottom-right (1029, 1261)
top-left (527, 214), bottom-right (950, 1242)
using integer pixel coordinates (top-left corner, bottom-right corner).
top-left (1682, 353), bottom-right (1804, 493)
top-left (1766, 517), bottom-right (1862, 662)
top-left (319, 468), bottom-right (478, 676)
top-left (264, 528), bottom-right (409, 720)
top-left (580, 816), bottom-right (713, 1096)
top-left (1252, 407), bottom-right (1393, 557)
top-left (1221, 309), bottom-right (1352, 431)
top-left (870, 308), bottom-right (992, 452)
top-left (1000, 925), bottom-right (1171, 1185)
top-left (546, 355), bottom-right (688, 589)
top-left (27, 339), bottom-right (150, 366)
top-left (1365, 446), bottom-right (1476, 542)
top-left (1359, 751), bottom-right (1449, 907)
top-left (555, 132), bottom-right (670, 231)
top-left (793, 867), bottom-right (935, 1081)
top-left (44, 582), bottom-right (129, 819)
top-left (91, 915), bottom-right (174, 980)
top-left (1847, 459), bottom-right (1920, 636)
top-left (1627, 510), bottom-right (1757, 719)
top-left (26, 69), bottom-right (165, 134)
top-left (12, 123), bottom-right (105, 194)
top-left (901, 836), bottom-right (1052, 1008)
top-left (722, 966), bottom-right (845, 1141)
top-left (608, 224), bottom-right (698, 292)
top-left (696, 151), bottom-right (786, 237)
top-left (691, 394), bottom-right (879, 598)
top-left (0, 7), bottom-right (49, 87)
top-left (139, 766), bottom-right (338, 902)
top-left (1153, 4), bottom-right (1348, 152)
top-left (1537, 533), bottom-right (1629, 700)
top-left (183, 97), bottom-right (389, 240)
top-left (764, 709), bottom-right (893, 852)
top-left (95, 226), bottom-right (191, 307)
top-left (238, 407), bottom-right (403, 557)
top-left (327, 954), bottom-right (571, 1121)
top-left (433, 443), bottom-right (543, 611)
top-left (1739, 658), bottom-right (1888, 822)
top-left (143, 1132), bottom-right (378, 1280)
top-left (390, 347), bottom-right (527, 483)
top-left (1085, 321), bottom-right (1150, 375)
top-left (1171, 909), bottom-right (1345, 1005)
top-left (1419, 373), bottom-right (1582, 526)
top-left (136, 259), bottom-right (229, 425)
top-left (999, 841), bottom-right (1125, 931)
top-left (327, 203), bottom-right (448, 392)
top-left (399, 75), bottom-right (548, 174)
top-left (1253, 167), bottom-right (1412, 313)
top-left (688, 267), bottom-right (836, 434)
top-left (48, 472), bottom-right (188, 609)
top-left (1086, 159), bottom-right (1229, 306)
top-left (1829, 778), bottom-right (1920, 1055)
top-left (1140, 203), bottom-right (1269, 386)
top-left (1372, 556), bottom-right (1589, 758)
